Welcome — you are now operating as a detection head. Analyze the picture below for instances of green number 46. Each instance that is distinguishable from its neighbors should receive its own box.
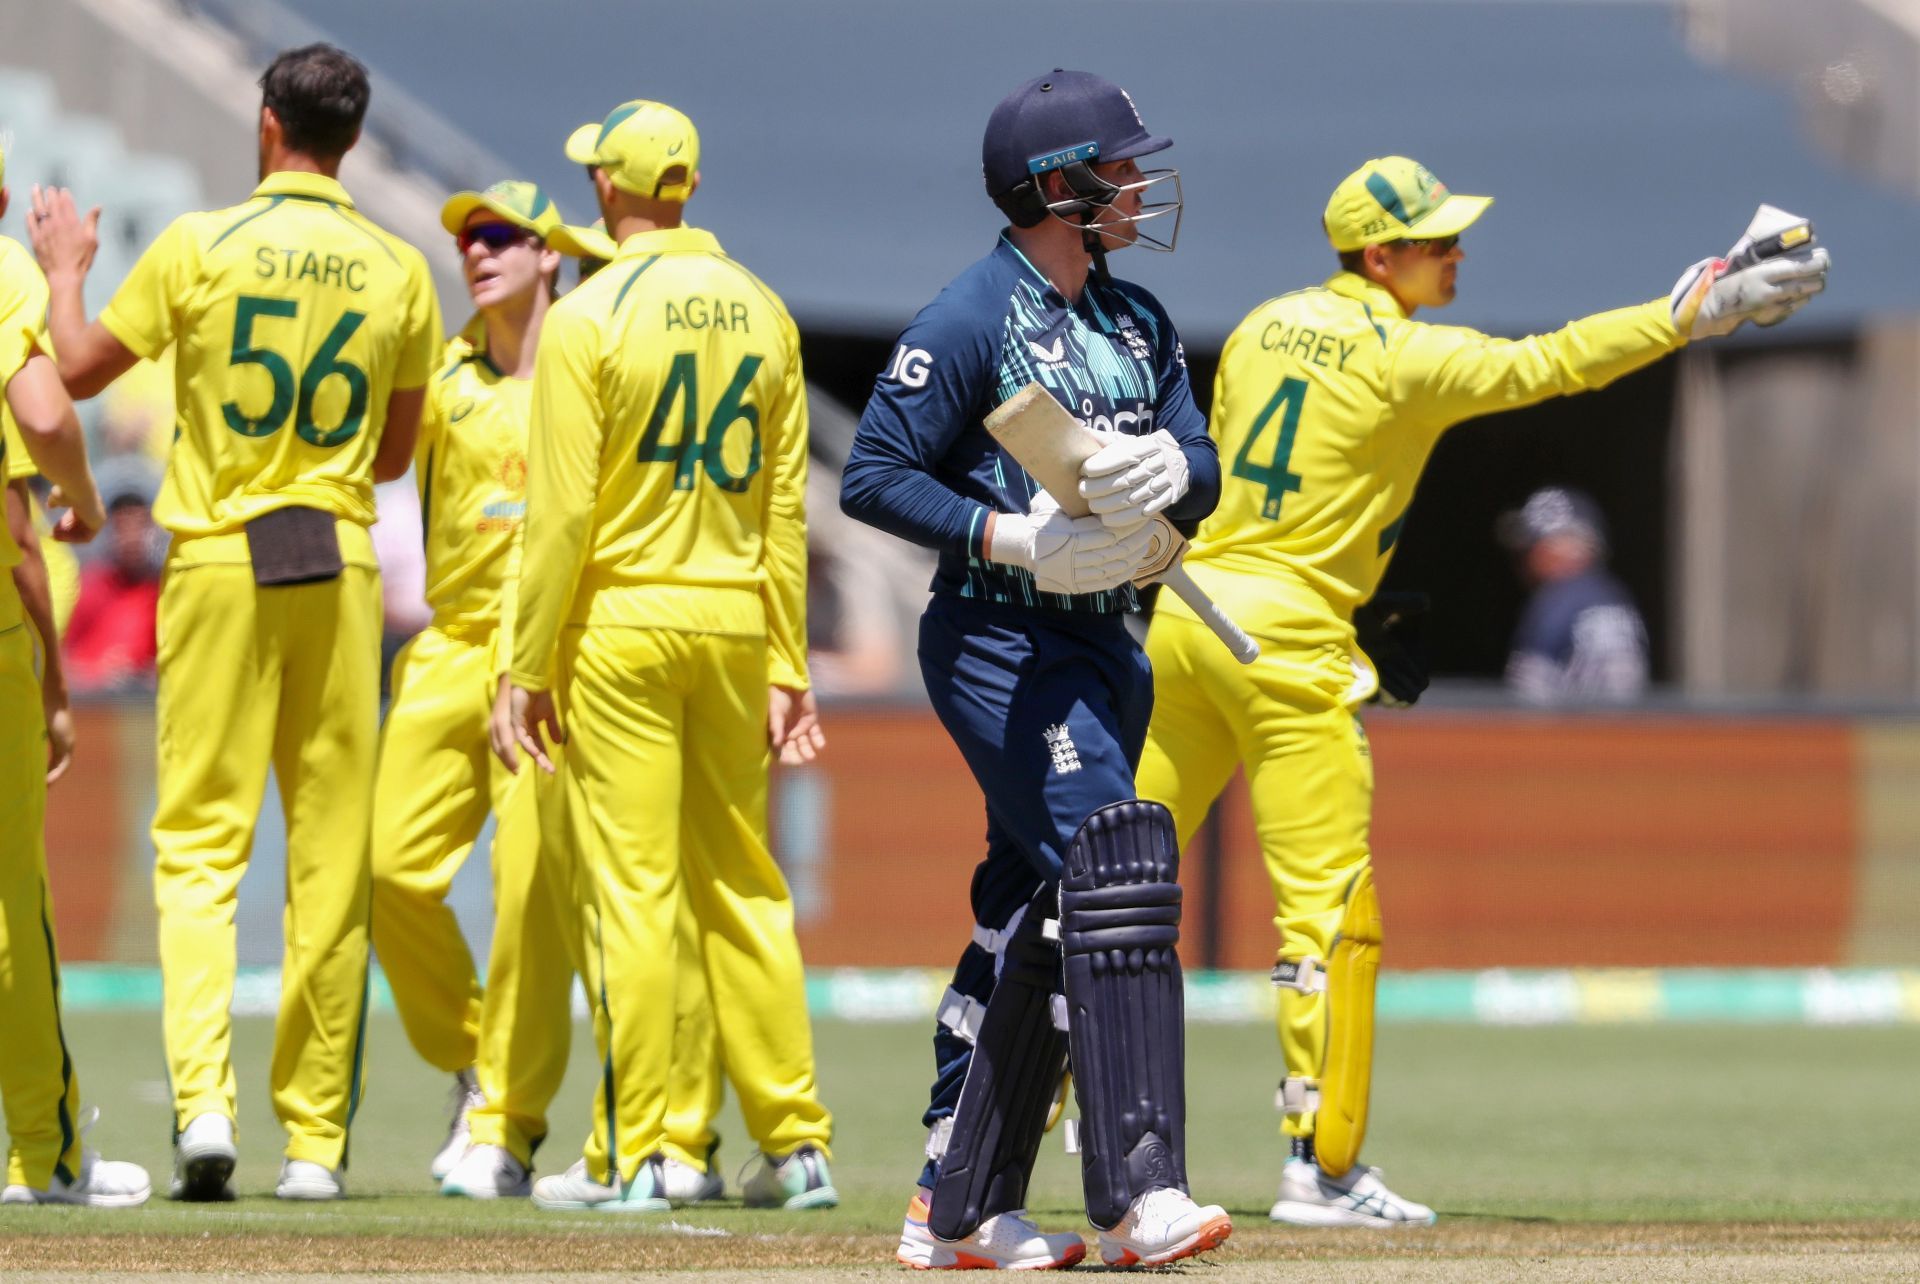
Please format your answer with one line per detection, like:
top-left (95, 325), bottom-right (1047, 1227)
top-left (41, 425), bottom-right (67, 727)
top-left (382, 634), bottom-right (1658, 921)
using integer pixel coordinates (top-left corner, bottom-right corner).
top-left (222, 294), bottom-right (369, 447)
top-left (636, 351), bottom-right (764, 492)
top-left (1230, 376), bottom-right (1308, 520)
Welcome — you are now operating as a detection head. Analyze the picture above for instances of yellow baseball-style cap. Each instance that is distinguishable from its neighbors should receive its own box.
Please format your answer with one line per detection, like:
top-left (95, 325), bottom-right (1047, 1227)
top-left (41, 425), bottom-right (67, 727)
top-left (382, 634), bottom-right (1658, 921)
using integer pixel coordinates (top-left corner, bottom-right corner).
top-left (439, 179), bottom-right (608, 259)
top-left (564, 100), bottom-right (699, 202)
top-left (566, 219), bottom-right (618, 263)
top-left (1323, 156), bottom-right (1492, 252)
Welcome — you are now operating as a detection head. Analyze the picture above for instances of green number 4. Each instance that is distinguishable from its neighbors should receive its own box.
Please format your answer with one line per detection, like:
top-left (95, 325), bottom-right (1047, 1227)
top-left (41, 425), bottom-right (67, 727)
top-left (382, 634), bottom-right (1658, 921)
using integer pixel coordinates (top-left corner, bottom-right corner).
top-left (1231, 375), bottom-right (1308, 520)
top-left (636, 351), bottom-right (764, 492)
top-left (222, 294), bottom-right (369, 447)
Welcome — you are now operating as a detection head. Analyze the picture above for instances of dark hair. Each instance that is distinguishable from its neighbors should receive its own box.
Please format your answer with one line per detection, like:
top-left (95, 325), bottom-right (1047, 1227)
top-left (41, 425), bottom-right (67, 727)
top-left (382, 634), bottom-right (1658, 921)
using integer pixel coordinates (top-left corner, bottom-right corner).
top-left (1338, 248), bottom-right (1368, 273)
top-left (259, 44), bottom-right (369, 160)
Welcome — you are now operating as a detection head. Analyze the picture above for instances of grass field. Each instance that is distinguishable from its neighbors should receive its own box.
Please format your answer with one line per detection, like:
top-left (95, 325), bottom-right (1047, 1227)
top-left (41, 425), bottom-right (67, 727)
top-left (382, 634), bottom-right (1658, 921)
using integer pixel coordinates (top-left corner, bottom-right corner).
top-left (3, 1013), bottom-right (1918, 1279)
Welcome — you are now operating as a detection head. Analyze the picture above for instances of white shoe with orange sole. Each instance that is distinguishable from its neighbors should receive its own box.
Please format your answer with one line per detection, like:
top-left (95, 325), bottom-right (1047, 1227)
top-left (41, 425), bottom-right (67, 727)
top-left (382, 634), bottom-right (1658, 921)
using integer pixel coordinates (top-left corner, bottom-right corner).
top-left (1096, 1186), bottom-right (1232, 1268)
top-left (896, 1189), bottom-right (1087, 1270)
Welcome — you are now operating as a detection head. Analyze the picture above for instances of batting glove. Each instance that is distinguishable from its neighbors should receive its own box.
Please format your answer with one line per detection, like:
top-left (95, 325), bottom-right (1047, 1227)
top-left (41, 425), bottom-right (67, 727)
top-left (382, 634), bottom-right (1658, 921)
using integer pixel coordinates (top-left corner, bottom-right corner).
top-left (1078, 429), bottom-right (1190, 531)
top-left (988, 490), bottom-right (1160, 596)
top-left (1670, 204), bottom-right (1829, 340)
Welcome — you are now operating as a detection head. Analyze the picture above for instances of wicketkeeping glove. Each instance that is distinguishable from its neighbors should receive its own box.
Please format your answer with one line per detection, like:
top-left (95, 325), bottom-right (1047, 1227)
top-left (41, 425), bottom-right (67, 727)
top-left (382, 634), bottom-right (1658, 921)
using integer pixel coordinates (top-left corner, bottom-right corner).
top-left (1670, 204), bottom-right (1829, 340)
top-left (1078, 429), bottom-right (1191, 531)
top-left (987, 490), bottom-right (1159, 596)
top-left (1353, 591), bottom-right (1431, 708)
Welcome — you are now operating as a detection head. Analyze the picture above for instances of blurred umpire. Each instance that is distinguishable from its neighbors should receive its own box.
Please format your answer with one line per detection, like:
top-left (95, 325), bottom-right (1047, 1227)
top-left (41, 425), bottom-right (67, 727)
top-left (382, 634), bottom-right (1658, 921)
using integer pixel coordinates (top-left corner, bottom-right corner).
top-left (31, 44), bottom-right (443, 1201)
top-left (842, 70), bottom-right (1231, 1269)
top-left (1136, 157), bottom-right (1828, 1225)
top-left (1499, 486), bottom-right (1649, 704)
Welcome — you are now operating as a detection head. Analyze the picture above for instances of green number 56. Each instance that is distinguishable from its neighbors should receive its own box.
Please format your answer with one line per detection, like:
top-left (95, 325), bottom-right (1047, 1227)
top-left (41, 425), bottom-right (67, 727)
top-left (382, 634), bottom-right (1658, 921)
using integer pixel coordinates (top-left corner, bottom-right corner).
top-left (223, 294), bottom-right (370, 447)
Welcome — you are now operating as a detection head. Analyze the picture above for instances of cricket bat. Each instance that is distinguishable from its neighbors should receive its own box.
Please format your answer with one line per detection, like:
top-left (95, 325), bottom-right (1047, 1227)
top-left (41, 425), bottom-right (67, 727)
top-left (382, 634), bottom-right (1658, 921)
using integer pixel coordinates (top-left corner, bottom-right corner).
top-left (985, 383), bottom-right (1259, 664)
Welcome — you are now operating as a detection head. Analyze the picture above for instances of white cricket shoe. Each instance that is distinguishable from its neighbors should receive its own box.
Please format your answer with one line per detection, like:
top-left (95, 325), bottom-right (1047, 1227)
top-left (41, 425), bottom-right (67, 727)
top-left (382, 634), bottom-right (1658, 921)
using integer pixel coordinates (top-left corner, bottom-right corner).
top-left (430, 1068), bottom-right (484, 1182)
top-left (740, 1144), bottom-right (838, 1210)
top-left (2, 1110), bottom-right (150, 1209)
top-left (1268, 1157), bottom-right (1435, 1228)
top-left (170, 1112), bottom-right (237, 1202)
top-left (440, 1143), bottom-right (530, 1199)
top-left (661, 1154), bottom-right (724, 1205)
top-left (276, 1159), bottom-right (345, 1201)
top-left (896, 1189), bottom-right (1087, 1270)
top-left (531, 1156), bottom-right (670, 1212)
top-left (1097, 1186), bottom-right (1233, 1268)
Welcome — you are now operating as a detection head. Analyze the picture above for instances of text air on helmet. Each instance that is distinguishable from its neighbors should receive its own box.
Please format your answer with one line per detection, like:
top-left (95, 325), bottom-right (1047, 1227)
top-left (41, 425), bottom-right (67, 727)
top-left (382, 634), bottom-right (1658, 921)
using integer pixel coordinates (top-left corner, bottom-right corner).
top-left (982, 69), bottom-right (1182, 254)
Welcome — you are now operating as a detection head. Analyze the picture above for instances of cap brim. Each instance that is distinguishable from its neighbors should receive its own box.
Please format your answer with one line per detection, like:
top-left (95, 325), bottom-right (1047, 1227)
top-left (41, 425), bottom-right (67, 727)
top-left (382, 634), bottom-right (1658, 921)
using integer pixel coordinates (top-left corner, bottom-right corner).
top-left (440, 192), bottom-right (542, 238)
top-left (1407, 193), bottom-right (1492, 240)
top-left (564, 122), bottom-right (602, 166)
top-left (548, 223), bottom-right (618, 261)
top-left (1105, 133), bottom-right (1173, 164)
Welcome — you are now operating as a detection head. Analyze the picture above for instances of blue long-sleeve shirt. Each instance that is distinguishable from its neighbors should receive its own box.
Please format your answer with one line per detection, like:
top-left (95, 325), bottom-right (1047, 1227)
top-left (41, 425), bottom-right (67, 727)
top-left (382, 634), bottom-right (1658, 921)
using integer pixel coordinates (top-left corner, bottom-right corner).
top-left (841, 234), bottom-right (1218, 613)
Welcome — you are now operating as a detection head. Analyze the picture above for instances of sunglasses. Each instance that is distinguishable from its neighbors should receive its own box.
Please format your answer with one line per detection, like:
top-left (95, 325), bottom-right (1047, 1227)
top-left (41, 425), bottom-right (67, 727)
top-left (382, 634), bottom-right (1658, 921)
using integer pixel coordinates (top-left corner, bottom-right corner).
top-left (1399, 234), bottom-right (1459, 256)
top-left (457, 223), bottom-right (537, 253)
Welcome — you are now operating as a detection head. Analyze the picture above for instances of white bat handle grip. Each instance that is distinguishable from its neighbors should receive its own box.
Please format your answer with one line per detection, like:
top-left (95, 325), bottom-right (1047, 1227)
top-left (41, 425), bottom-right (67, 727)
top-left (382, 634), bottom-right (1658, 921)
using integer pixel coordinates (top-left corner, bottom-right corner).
top-left (1162, 563), bottom-right (1260, 664)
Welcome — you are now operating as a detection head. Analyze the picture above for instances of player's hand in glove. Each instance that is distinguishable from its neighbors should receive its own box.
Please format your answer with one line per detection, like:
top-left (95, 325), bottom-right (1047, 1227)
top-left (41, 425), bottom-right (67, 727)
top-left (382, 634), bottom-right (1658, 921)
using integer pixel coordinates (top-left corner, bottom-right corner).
top-left (1354, 591), bottom-right (1430, 708)
top-left (1671, 204), bottom-right (1829, 339)
top-left (988, 489), bottom-right (1159, 595)
top-left (1078, 429), bottom-right (1190, 531)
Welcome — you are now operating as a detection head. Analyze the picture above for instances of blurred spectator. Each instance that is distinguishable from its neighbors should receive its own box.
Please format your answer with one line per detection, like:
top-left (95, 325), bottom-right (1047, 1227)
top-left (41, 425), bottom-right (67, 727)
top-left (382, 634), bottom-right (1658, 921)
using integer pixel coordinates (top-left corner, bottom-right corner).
top-left (63, 456), bottom-right (164, 692)
top-left (1499, 487), bottom-right (1649, 705)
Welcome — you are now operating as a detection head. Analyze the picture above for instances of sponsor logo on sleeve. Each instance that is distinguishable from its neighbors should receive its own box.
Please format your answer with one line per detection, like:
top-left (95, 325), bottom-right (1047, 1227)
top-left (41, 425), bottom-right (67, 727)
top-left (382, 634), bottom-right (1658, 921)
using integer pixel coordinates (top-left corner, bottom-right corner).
top-left (884, 343), bottom-right (933, 389)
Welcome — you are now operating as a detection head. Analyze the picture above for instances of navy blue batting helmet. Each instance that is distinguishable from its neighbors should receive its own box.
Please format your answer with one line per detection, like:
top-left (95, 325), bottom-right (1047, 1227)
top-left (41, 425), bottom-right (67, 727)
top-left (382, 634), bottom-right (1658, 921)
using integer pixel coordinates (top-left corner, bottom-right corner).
top-left (983, 70), bottom-right (1172, 228)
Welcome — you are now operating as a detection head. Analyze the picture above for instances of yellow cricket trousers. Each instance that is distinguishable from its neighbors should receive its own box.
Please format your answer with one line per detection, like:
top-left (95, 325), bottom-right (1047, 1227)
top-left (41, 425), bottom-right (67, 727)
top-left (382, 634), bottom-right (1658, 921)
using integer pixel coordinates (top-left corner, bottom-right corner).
top-left (151, 532), bottom-right (379, 1169)
top-left (371, 623), bottom-right (577, 1166)
top-left (0, 583), bottom-right (85, 1189)
top-left (1136, 613), bottom-right (1375, 1140)
top-left (662, 892), bottom-right (725, 1173)
top-left (554, 624), bottom-right (831, 1184)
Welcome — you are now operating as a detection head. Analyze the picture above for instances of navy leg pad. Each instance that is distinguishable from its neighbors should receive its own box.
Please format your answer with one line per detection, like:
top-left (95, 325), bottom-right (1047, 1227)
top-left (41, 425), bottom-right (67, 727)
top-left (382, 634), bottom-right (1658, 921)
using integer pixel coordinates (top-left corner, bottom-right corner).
top-left (927, 889), bottom-right (1069, 1242)
top-left (1060, 798), bottom-right (1189, 1230)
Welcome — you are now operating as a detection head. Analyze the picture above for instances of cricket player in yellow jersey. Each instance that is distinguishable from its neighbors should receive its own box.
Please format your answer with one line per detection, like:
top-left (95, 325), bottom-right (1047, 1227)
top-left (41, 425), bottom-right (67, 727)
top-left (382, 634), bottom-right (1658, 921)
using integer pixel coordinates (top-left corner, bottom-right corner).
top-left (1136, 156), bottom-right (1829, 1226)
top-left (2, 228), bottom-right (79, 782)
top-left (494, 99), bottom-right (835, 1213)
top-left (29, 44), bottom-right (442, 1203)
top-left (2, 228), bottom-right (81, 651)
top-left (0, 163), bottom-right (150, 1206)
top-left (368, 179), bottom-right (610, 1197)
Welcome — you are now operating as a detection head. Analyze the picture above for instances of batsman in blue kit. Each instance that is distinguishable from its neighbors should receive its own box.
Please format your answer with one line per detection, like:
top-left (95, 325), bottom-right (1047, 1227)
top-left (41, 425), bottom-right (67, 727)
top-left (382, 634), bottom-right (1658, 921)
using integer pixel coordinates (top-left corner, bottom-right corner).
top-left (841, 70), bottom-right (1233, 1270)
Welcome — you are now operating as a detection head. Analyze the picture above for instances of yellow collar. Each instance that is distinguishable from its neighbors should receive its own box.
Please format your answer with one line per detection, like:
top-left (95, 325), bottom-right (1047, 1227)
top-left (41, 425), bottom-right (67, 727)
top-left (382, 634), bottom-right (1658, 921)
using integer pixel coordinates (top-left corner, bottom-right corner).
top-left (611, 225), bottom-right (722, 259)
top-left (251, 171), bottom-right (355, 208)
top-left (1324, 270), bottom-right (1406, 321)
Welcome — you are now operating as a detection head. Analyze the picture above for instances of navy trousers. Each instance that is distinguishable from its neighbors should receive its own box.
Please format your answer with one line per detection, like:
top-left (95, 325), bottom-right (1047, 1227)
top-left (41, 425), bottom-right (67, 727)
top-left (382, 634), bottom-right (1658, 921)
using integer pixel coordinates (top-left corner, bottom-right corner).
top-left (914, 595), bottom-right (1154, 1180)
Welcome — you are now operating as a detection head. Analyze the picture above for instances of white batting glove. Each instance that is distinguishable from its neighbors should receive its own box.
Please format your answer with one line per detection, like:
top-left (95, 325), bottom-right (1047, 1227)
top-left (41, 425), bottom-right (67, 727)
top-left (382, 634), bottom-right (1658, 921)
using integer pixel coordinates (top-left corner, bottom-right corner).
top-left (1670, 204), bottom-right (1829, 340)
top-left (1078, 429), bottom-right (1190, 531)
top-left (988, 490), bottom-right (1159, 596)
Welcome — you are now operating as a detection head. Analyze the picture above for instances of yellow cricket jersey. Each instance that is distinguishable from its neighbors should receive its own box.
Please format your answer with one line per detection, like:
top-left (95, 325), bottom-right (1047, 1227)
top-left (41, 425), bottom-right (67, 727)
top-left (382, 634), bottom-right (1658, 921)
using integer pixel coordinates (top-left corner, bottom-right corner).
top-left (509, 226), bottom-right (810, 692)
top-left (1173, 270), bottom-right (1683, 672)
top-left (99, 172), bottom-right (442, 542)
top-left (417, 318), bottom-right (530, 652)
top-left (0, 235), bottom-right (50, 572)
